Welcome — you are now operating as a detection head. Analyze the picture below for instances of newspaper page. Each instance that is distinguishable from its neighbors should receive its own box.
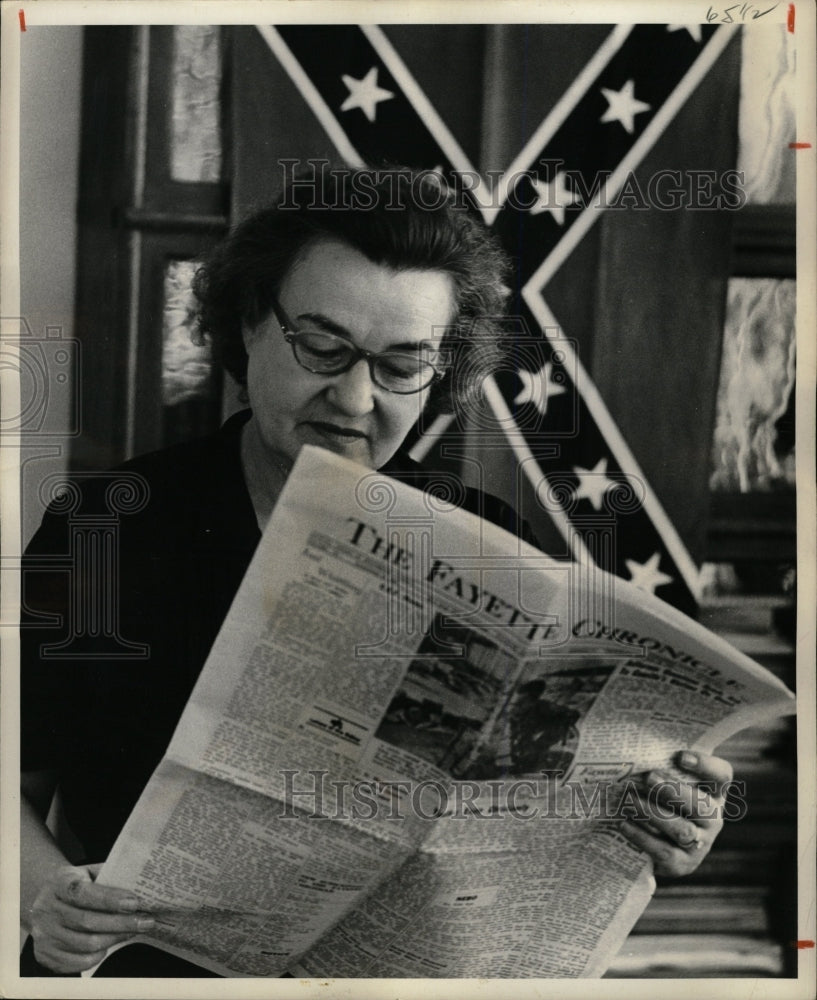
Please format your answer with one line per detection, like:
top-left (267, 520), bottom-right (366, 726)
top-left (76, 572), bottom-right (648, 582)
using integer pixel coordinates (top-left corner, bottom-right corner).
top-left (97, 445), bottom-right (795, 978)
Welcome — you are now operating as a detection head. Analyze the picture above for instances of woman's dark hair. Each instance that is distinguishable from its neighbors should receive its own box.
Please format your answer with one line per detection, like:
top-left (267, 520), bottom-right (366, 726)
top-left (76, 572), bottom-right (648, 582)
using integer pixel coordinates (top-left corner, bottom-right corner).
top-left (192, 165), bottom-right (510, 416)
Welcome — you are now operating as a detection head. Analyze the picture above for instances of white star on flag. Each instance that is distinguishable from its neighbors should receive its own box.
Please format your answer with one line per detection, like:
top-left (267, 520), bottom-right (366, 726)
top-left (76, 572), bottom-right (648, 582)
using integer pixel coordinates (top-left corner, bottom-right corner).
top-left (514, 363), bottom-right (567, 415)
top-left (529, 172), bottom-right (583, 225)
top-left (624, 552), bottom-right (674, 593)
top-left (667, 25), bottom-right (703, 43)
top-left (600, 79), bottom-right (651, 134)
top-left (572, 457), bottom-right (617, 511)
top-left (340, 67), bottom-right (394, 122)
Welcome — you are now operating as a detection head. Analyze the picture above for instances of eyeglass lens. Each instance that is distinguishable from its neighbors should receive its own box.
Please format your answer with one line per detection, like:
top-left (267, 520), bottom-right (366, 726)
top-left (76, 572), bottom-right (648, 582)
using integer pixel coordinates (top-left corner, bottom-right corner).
top-left (290, 330), bottom-right (439, 393)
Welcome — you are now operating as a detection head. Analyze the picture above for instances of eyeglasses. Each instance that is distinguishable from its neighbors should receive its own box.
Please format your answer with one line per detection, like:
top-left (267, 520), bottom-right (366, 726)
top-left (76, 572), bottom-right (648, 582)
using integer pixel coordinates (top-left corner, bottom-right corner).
top-left (270, 301), bottom-right (445, 395)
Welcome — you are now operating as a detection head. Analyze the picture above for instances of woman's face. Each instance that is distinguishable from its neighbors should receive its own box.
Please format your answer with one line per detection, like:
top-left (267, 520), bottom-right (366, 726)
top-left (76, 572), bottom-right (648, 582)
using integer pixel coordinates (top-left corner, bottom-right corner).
top-left (243, 238), bottom-right (455, 470)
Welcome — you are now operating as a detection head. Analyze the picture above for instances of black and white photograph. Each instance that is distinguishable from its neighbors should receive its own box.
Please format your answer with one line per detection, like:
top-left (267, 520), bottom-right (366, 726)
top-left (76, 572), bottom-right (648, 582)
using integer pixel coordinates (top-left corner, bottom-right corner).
top-left (376, 615), bottom-right (513, 772)
top-left (1, 0), bottom-right (814, 994)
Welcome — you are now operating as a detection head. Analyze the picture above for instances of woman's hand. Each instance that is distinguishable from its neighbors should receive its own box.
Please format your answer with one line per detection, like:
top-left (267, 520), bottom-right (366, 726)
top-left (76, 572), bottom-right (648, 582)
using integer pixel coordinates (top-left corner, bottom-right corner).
top-left (28, 862), bottom-right (154, 974)
top-left (620, 750), bottom-right (734, 878)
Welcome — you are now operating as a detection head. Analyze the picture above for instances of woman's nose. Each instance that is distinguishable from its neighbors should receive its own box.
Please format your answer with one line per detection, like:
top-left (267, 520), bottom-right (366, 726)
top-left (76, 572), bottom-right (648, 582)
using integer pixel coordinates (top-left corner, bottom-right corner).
top-left (326, 358), bottom-right (376, 415)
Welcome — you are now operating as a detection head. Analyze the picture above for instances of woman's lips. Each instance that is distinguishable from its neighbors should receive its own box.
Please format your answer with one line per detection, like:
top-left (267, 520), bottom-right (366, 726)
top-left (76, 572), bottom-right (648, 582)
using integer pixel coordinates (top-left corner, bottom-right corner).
top-left (302, 421), bottom-right (369, 445)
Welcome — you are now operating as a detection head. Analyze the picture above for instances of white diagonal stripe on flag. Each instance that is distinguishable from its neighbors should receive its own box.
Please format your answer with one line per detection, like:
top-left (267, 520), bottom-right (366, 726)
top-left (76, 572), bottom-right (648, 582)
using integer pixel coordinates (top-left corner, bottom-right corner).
top-left (255, 25), bottom-right (365, 168)
top-left (484, 24), bottom-right (633, 226)
top-left (408, 413), bottom-right (455, 463)
top-left (361, 25), bottom-right (492, 219)
top-left (525, 25), bottom-right (737, 293)
top-left (522, 290), bottom-right (702, 599)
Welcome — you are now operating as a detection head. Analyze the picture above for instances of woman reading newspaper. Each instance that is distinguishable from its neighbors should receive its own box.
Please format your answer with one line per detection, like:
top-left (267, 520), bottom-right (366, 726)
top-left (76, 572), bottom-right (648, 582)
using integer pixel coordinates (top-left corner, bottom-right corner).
top-left (20, 168), bottom-right (734, 977)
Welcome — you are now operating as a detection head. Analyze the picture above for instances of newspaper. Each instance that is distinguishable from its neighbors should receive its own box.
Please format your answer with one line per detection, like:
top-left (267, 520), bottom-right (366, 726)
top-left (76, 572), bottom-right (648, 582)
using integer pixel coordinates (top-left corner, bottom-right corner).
top-left (97, 445), bottom-right (796, 978)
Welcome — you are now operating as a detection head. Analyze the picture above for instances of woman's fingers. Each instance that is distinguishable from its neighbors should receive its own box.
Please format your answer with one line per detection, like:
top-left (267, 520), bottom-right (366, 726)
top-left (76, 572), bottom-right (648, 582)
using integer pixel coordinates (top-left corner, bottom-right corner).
top-left (620, 751), bottom-right (735, 877)
top-left (675, 750), bottom-right (734, 795)
top-left (633, 795), bottom-right (723, 845)
top-left (53, 896), bottom-right (155, 935)
top-left (37, 921), bottom-right (140, 955)
top-left (29, 864), bottom-right (154, 973)
top-left (641, 771), bottom-right (722, 823)
top-left (619, 817), bottom-right (714, 878)
top-left (54, 866), bottom-right (142, 914)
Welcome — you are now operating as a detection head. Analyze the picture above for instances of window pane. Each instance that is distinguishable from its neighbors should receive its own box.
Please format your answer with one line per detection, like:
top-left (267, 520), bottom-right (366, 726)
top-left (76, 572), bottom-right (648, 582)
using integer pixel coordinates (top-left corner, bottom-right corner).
top-left (710, 277), bottom-right (795, 493)
top-left (737, 26), bottom-right (796, 205)
top-left (161, 259), bottom-right (216, 406)
top-left (170, 26), bottom-right (222, 183)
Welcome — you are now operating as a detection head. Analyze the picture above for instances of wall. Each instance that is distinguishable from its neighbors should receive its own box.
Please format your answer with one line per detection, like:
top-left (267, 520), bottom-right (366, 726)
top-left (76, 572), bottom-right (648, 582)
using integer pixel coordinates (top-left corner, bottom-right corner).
top-left (19, 27), bottom-right (83, 546)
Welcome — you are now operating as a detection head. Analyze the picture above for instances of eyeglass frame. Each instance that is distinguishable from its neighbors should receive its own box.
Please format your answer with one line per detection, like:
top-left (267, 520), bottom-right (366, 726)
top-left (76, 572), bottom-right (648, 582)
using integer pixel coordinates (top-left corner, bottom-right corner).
top-left (268, 299), bottom-right (447, 396)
